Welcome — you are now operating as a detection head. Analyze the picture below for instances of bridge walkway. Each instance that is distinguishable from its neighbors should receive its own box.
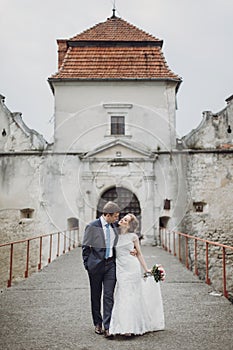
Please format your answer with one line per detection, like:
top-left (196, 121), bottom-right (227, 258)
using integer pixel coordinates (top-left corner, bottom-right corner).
top-left (0, 245), bottom-right (232, 350)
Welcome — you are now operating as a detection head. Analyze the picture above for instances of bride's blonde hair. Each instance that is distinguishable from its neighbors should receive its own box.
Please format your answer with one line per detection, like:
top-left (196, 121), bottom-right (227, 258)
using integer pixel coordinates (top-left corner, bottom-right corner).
top-left (127, 213), bottom-right (139, 232)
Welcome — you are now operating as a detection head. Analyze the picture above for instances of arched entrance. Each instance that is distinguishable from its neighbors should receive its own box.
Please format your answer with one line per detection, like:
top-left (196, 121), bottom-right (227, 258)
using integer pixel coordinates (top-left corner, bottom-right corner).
top-left (97, 186), bottom-right (141, 234)
top-left (159, 216), bottom-right (170, 247)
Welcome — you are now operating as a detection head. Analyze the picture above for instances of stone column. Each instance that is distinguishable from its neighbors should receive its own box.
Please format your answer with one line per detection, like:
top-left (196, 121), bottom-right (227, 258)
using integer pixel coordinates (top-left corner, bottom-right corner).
top-left (141, 174), bottom-right (157, 245)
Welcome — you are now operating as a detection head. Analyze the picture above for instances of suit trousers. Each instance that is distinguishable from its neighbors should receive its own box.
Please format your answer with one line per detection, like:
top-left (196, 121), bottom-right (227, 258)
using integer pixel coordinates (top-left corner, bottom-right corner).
top-left (88, 259), bottom-right (116, 330)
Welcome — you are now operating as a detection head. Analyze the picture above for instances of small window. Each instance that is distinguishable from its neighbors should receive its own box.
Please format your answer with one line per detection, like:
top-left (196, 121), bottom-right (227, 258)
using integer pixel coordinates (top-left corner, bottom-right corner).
top-left (20, 208), bottom-right (34, 219)
top-left (164, 199), bottom-right (171, 210)
top-left (193, 202), bottom-right (205, 213)
top-left (111, 116), bottom-right (125, 135)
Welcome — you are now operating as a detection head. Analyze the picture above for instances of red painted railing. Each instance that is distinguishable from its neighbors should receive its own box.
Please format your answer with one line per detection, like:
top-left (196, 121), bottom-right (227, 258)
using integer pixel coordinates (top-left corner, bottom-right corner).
top-left (160, 229), bottom-right (233, 298)
top-left (0, 228), bottom-right (80, 288)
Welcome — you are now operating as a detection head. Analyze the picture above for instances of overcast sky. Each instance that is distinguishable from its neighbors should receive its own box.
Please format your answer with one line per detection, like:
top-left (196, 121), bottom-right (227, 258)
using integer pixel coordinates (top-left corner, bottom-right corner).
top-left (1, 0), bottom-right (233, 142)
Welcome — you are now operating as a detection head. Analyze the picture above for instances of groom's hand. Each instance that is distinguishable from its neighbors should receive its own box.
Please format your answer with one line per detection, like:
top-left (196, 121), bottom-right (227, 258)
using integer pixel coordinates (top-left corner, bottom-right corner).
top-left (130, 248), bottom-right (137, 256)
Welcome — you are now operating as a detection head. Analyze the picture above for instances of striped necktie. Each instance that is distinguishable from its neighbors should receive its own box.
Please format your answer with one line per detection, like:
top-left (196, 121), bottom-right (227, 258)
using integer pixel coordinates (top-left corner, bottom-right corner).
top-left (105, 223), bottom-right (111, 259)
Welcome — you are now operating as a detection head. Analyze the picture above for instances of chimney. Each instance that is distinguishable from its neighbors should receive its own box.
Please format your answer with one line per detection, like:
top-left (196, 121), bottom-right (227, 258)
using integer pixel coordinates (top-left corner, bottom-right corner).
top-left (57, 40), bottom-right (68, 69)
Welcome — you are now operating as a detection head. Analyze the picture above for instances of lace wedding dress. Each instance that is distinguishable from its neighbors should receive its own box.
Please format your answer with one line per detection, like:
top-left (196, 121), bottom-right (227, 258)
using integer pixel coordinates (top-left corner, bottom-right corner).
top-left (109, 232), bottom-right (165, 335)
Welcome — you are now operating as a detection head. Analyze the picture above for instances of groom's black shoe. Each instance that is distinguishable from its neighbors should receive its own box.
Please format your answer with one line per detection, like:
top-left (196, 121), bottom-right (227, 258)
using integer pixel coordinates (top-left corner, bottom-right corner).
top-left (104, 329), bottom-right (113, 339)
top-left (95, 325), bottom-right (103, 335)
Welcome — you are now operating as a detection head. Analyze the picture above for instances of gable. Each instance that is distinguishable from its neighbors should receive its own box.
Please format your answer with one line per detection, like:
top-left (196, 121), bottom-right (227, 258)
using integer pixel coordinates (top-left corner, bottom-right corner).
top-left (182, 98), bottom-right (233, 150)
top-left (0, 95), bottom-right (48, 152)
top-left (81, 139), bottom-right (154, 160)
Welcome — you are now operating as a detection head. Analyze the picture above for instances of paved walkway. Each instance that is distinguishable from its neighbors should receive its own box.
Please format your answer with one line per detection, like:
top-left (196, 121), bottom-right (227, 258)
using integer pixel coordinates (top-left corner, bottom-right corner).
top-left (0, 246), bottom-right (233, 350)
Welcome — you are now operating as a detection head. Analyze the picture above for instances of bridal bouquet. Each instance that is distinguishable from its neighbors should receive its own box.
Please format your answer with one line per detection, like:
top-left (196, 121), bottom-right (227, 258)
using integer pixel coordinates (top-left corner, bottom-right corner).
top-left (144, 264), bottom-right (166, 282)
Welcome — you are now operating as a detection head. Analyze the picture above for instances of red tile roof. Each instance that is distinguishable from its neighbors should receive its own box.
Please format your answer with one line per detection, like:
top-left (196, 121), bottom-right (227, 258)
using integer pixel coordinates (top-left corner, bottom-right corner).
top-left (52, 46), bottom-right (179, 80)
top-left (70, 16), bottom-right (160, 42)
top-left (49, 16), bottom-right (181, 84)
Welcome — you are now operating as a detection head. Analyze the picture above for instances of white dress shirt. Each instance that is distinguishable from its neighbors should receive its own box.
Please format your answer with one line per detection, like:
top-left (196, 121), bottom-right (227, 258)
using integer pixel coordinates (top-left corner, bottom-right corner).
top-left (100, 216), bottom-right (115, 258)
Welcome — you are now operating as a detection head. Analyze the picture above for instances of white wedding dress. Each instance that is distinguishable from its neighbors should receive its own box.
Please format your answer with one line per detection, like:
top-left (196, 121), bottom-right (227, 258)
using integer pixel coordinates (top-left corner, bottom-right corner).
top-left (109, 232), bottom-right (165, 335)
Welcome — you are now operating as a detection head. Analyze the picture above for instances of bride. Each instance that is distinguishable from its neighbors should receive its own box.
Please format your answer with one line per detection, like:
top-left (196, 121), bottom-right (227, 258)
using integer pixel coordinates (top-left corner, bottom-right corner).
top-left (109, 213), bottom-right (165, 336)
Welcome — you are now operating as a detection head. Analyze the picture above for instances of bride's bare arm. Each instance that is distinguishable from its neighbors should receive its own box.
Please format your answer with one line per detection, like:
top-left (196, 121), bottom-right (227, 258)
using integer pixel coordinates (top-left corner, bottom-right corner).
top-left (134, 236), bottom-right (151, 273)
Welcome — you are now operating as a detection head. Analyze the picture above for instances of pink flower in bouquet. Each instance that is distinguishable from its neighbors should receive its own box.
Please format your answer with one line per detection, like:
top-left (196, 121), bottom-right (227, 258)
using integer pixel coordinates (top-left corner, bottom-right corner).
top-left (156, 264), bottom-right (166, 281)
top-left (144, 264), bottom-right (166, 282)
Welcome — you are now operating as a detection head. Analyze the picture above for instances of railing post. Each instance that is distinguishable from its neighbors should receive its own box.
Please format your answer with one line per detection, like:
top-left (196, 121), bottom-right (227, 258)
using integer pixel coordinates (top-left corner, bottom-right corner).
top-left (7, 243), bottom-right (14, 288)
top-left (164, 229), bottom-right (167, 251)
top-left (38, 236), bottom-right (42, 270)
top-left (25, 240), bottom-right (30, 278)
top-left (57, 232), bottom-right (60, 257)
top-left (73, 229), bottom-right (76, 248)
top-left (63, 232), bottom-right (66, 254)
top-left (163, 229), bottom-right (166, 250)
top-left (222, 247), bottom-right (228, 298)
top-left (48, 234), bottom-right (52, 264)
top-left (178, 235), bottom-right (182, 262)
top-left (173, 231), bottom-right (176, 256)
top-left (205, 242), bottom-right (211, 285)
top-left (68, 230), bottom-right (71, 251)
top-left (78, 227), bottom-right (80, 246)
top-left (185, 236), bottom-right (189, 269)
top-left (73, 229), bottom-right (79, 248)
top-left (168, 230), bottom-right (171, 253)
top-left (194, 239), bottom-right (198, 276)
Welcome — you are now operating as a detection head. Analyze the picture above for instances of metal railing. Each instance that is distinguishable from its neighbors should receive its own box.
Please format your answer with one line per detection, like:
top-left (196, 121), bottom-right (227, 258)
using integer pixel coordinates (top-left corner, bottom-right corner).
top-left (0, 228), bottom-right (80, 288)
top-left (160, 229), bottom-right (233, 298)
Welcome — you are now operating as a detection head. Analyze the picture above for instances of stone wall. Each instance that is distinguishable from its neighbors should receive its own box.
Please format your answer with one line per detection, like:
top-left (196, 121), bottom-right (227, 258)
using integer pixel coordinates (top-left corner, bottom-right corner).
top-left (179, 151), bottom-right (233, 298)
top-left (0, 207), bottom-right (79, 288)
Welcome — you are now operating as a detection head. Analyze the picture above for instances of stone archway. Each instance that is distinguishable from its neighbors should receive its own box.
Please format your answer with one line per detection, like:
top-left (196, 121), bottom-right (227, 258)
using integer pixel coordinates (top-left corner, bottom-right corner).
top-left (159, 216), bottom-right (170, 247)
top-left (97, 186), bottom-right (141, 234)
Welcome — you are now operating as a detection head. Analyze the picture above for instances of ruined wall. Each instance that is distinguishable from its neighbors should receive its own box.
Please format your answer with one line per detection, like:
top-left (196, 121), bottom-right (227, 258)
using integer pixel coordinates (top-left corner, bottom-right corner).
top-left (0, 95), bottom-right (77, 287)
top-left (0, 154), bottom-right (53, 288)
top-left (0, 94), bottom-right (47, 152)
top-left (183, 97), bottom-right (233, 150)
top-left (0, 207), bottom-right (78, 288)
top-left (0, 153), bottom-right (80, 288)
top-left (181, 152), bottom-right (233, 245)
top-left (178, 97), bottom-right (233, 297)
top-left (179, 151), bottom-right (233, 297)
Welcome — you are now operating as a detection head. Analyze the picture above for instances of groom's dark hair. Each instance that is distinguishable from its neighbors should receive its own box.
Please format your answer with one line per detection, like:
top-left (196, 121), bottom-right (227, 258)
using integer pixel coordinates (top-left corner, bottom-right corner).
top-left (103, 201), bottom-right (120, 215)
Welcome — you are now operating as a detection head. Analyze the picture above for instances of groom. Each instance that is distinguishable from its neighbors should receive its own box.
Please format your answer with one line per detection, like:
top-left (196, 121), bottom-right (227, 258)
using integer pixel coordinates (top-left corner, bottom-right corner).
top-left (82, 201), bottom-right (120, 338)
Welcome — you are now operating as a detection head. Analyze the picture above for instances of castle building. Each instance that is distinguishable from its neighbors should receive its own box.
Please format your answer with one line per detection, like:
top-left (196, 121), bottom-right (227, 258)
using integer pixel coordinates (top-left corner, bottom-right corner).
top-left (1, 12), bottom-right (233, 258)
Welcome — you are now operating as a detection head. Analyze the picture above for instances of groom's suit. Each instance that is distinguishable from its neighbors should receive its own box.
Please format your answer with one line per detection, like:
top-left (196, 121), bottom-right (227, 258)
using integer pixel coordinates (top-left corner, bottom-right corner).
top-left (82, 218), bottom-right (119, 330)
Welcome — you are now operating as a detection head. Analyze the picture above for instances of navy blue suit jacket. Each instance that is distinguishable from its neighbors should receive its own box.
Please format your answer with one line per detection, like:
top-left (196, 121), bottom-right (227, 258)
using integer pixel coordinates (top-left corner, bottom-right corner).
top-left (82, 218), bottom-right (119, 274)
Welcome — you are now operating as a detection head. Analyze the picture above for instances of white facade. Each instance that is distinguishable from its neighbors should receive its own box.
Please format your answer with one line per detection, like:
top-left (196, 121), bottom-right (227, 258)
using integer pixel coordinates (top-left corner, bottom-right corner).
top-left (53, 81), bottom-right (177, 152)
top-left (48, 79), bottom-right (180, 242)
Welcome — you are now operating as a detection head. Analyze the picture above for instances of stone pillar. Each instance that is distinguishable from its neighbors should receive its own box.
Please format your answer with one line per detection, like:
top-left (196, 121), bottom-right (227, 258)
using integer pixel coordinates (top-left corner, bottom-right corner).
top-left (141, 174), bottom-right (157, 245)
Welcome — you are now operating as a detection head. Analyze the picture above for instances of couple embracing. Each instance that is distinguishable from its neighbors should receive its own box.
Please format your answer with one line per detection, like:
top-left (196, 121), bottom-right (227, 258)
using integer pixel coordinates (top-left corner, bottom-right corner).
top-left (82, 201), bottom-right (164, 339)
